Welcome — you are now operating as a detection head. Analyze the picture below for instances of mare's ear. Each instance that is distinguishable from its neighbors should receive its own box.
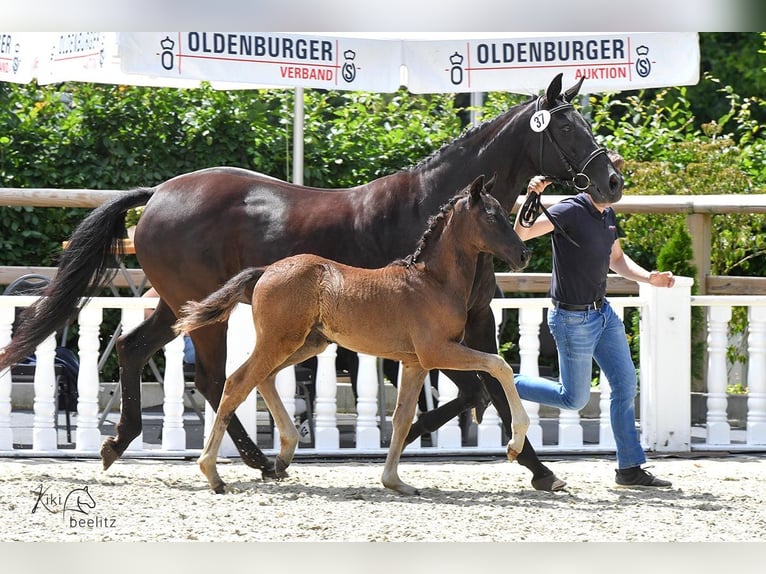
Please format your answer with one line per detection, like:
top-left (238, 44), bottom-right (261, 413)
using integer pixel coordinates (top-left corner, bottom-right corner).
top-left (545, 73), bottom-right (563, 107)
top-left (484, 173), bottom-right (497, 194)
top-left (563, 76), bottom-right (585, 102)
top-left (468, 174), bottom-right (485, 204)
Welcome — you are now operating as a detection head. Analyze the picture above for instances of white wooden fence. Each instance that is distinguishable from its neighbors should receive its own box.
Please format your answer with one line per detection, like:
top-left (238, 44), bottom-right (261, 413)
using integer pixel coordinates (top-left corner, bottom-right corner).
top-left (1, 276), bottom-right (765, 458)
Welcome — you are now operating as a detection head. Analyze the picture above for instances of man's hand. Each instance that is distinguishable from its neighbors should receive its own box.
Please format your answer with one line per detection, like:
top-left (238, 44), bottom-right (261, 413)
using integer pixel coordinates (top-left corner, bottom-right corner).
top-left (527, 176), bottom-right (551, 195)
top-left (649, 270), bottom-right (675, 288)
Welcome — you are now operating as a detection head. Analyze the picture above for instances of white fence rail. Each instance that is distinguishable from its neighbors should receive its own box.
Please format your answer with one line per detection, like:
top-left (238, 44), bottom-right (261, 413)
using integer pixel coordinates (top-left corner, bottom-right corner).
top-left (2, 276), bottom-right (766, 459)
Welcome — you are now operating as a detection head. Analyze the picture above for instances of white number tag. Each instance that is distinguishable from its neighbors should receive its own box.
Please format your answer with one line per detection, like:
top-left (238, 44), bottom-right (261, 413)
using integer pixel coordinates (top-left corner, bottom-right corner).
top-left (530, 110), bottom-right (551, 133)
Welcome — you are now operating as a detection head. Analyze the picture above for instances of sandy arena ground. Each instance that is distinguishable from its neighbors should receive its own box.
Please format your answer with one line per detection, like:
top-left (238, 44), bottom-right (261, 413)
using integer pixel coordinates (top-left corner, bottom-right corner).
top-left (0, 452), bottom-right (764, 544)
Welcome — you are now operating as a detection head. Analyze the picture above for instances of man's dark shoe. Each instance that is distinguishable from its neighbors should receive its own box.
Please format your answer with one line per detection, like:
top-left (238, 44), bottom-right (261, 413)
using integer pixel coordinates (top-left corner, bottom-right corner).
top-left (615, 466), bottom-right (672, 487)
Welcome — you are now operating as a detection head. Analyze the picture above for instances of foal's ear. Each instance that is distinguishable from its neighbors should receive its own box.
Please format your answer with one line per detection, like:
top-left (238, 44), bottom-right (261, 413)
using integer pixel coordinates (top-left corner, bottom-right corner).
top-left (468, 174), bottom-right (485, 204)
top-left (563, 76), bottom-right (585, 102)
top-left (545, 73), bottom-right (563, 106)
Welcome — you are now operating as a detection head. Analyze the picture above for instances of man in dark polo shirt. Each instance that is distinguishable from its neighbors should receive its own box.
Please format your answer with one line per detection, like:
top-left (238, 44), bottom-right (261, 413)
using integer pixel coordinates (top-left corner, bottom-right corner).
top-left (513, 153), bottom-right (675, 488)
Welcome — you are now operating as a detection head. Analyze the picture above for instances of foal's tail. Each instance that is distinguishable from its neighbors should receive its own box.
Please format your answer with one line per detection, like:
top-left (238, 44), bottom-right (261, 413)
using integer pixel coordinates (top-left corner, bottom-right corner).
top-left (0, 188), bottom-right (155, 370)
top-left (174, 267), bottom-right (266, 335)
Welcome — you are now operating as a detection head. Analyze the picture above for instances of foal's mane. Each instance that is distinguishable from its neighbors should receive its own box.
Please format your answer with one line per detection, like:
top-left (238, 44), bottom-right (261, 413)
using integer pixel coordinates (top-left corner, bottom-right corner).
top-left (394, 190), bottom-right (464, 268)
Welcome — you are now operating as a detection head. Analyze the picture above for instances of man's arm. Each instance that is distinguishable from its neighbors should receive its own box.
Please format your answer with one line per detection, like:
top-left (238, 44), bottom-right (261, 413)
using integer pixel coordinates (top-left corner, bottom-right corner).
top-left (609, 239), bottom-right (675, 287)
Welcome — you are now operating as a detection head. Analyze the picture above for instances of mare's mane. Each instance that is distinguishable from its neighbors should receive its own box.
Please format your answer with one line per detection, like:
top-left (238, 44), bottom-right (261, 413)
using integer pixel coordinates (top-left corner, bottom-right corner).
top-left (406, 95), bottom-right (536, 173)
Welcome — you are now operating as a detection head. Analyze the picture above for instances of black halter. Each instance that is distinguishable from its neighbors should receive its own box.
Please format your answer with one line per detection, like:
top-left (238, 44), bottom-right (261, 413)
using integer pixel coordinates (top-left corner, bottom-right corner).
top-left (518, 96), bottom-right (609, 248)
top-left (535, 96), bottom-right (608, 192)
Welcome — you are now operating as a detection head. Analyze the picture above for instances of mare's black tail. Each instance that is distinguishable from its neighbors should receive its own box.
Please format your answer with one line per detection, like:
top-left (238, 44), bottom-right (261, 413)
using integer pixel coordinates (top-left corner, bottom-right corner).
top-left (174, 267), bottom-right (265, 334)
top-left (0, 188), bottom-right (155, 370)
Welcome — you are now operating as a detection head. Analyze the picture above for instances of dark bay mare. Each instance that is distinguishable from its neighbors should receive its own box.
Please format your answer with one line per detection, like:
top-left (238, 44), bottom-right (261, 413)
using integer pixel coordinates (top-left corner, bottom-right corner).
top-left (175, 176), bottom-right (531, 495)
top-left (0, 73), bottom-right (623, 491)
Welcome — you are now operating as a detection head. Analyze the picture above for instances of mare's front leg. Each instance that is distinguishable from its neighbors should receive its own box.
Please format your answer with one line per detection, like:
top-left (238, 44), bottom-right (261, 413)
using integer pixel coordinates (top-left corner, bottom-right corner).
top-left (102, 301), bottom-right (177, 470)
top-left (382, 364), bottom-right (427, 496)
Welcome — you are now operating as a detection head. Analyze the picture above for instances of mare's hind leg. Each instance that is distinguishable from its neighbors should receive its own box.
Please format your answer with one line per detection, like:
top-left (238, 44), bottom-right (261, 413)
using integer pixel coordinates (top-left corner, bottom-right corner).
top-left (382, 363), bottom-right (427, 496)
top-left (102, 301), bottom-right (177, 470)
top-left (190, 323), bottom-right (277, 477)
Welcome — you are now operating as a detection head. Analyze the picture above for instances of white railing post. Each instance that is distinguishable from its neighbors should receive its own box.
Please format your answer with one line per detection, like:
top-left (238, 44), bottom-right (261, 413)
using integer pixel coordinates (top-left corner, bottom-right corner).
top-left (74, 303), bottom-right (103, 452)
top-left (211, 303), bottom-right (258, 457)
top-left (435, 371), bottom-right (461, 449)
top-left (639, 277), bottom-right (693, 451)
top-left (314, 343), bottom-right (339, 449)
top-left (161, 335), bottom-right (186, 450)
top-left (0, 305), bottom-right (14, 450)
top-left (355, 353), bottom-right (380, 449)
top-left (517, 305), bottom-right (544, 448)
top-left (32, 333), bottom-right (58, 452)
top-left (274, 366), bottom-right (297, 449)
top-left (746, 306), bottom-right (766, 444)
top-left (705, 305), bottom-right (732, 445)
top-left (598, 370), bottom-right (615, 448)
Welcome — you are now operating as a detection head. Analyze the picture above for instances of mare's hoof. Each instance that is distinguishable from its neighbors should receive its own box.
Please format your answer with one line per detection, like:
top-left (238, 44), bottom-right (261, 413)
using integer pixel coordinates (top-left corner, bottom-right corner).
top-left (100, 439), bottom-right (121, 471)
top-left (240, 449), bottom-right (274, 472)
top-left (531, 473), bottom-right (567, 492)
top-left (260, 459), bottom-right (286, 481)
top-left (506, 447), bottom-right (520, 462)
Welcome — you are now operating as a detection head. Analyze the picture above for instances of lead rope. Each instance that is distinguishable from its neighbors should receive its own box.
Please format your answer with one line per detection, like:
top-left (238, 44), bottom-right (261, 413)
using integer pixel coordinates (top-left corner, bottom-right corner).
top-left (519, 190), bottom-right (581, 248)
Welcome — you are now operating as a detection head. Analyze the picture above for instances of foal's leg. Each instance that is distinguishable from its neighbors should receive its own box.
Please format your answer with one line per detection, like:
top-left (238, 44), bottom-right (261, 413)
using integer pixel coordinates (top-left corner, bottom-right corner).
top-left (190, 323), bottom-right (277, 477)
top-left (419, 343), bottom-right (529, 460)
top-left (381, 364), bottom-right (428, 496)
top-left (257, 375), bottom-right (299, 476)
top-left (199, 355), bottom-right (274, 493)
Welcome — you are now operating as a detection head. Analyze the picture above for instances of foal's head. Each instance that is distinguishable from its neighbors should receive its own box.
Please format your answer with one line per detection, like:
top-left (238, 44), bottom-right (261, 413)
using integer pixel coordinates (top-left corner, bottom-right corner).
top-left (458, 175), bottom-right (530, 271)
top-left (403, 175), bottom-right (529, 271)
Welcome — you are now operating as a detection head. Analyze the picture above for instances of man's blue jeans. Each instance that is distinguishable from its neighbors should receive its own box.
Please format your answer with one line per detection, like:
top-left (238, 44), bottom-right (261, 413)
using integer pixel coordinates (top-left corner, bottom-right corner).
top-left (514, 299), bottom-right (646, 469)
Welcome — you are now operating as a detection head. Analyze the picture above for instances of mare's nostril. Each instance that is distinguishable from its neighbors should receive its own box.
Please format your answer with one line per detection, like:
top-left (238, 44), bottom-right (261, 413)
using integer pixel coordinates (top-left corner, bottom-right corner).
top-left (610, 173), bottom-right (624, 193)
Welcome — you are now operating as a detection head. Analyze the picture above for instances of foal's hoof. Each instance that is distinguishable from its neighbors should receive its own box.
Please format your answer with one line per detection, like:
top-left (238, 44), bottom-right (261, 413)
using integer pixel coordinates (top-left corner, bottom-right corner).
top-left (212, 481), bottom-right (226, 495)
top-left (100, 438), bottom-right (121, 471)
top-left (274, 457), bottom-right (290, 480)
top-left (531, 473), bottom-right (567, 492)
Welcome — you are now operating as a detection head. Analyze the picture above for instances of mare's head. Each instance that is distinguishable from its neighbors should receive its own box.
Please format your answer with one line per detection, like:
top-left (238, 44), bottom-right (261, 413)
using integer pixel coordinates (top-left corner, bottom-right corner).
top-left (530, 73), bottom-right (623, 204)
top-left (456, 175), bottom-right (530, 271)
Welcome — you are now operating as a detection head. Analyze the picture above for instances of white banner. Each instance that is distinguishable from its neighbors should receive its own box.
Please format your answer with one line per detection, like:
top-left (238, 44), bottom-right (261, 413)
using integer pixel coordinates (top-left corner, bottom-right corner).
top-left (403, 32), bottom-right (700, 94)
top-left (0, 32), bottom-right (39, 84)
top-left (119, 32), bottom-right (404, 92)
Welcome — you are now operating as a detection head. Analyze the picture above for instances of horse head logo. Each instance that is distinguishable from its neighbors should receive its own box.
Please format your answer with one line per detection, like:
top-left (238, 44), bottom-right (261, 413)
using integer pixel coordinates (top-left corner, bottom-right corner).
top-left (62, 486), bottom-right (96, 521)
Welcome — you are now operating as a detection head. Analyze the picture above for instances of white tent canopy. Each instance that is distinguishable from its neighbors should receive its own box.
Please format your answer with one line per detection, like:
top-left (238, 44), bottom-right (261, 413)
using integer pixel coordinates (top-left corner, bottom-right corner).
top-left (1, 32), bottom-right (700, 183)
top-left (118, 32), bottom-right (699, 94)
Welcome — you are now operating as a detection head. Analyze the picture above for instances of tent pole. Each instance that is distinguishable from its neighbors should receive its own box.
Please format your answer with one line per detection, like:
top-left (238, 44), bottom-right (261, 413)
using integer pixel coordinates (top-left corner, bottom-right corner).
top-left (293, 87), bottom-right (305, 185)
